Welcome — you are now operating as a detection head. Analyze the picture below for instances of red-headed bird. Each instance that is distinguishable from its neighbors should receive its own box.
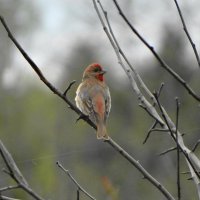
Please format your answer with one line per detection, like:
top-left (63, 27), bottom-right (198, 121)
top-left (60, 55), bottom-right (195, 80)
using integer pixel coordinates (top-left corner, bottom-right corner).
top-left (75, 63), bottom-right (111, 140)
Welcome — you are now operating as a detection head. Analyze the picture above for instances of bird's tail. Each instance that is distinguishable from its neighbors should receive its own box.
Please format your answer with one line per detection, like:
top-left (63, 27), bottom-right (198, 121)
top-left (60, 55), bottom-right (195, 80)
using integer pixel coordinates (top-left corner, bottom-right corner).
top-left (97, 123), bottom-right (109, 140)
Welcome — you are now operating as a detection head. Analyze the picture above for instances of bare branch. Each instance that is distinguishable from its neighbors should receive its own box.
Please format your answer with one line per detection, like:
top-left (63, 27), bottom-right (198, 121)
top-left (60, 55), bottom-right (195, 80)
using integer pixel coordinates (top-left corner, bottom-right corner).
top-left (158, 147), bottom-right (177, 156)
top-left (173, 0), bottom-right (200, 68)
top-left (0, 140), bottom-right (28, 186)
top-left (154, 93), bottom-right (200, 180)
top-left (157, 82), bottom-right (165, 98)
top-left (77, 190), bottom-right (80, 200)
top-left (112, 0), bottom-right (200, 102)
top-left (56, 161), bottom-right (96, 200)
top-left (106, 138), bottom-right (175, 200)
top-left (186, 159), bottom-right (200, 198)
top-left (0, 185), bottom-right (20, 192)
top-left (0, 15), bottom-right (96, 131)
top-left (175, 98), bottom-right (181, 200)
top-left (97, 0), bottom-right (156, 105)
top-left (0, 140), bottom-right (46, 200)
top-left (192, 139), bottom-right (200, 152)
top-left (143, 121), bottom-right (158, 144)
top-left (0, 196), bottom-right (21, 200)
top-left (94, 1), bottom-right (165, 127)
top-left (63, 80), bottom-right (76, 96)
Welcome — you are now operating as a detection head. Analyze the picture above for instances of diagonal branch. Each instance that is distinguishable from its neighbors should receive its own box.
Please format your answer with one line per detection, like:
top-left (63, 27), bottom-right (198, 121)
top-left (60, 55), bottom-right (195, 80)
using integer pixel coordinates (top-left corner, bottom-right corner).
top-left (0, 140), bottom-right (46, 200)
top-left (173, 0), bottom-right (200, 68)
top-left (56, 161), bottom-right (96, 200)
top-left (0, 16), bottom-right (96, 131)
top-left (112, 0), bottom-right (200, 102)
top-left (158, 147), bottom-right (177, 156)
top-left (0, 140), bottom-right (28, 186)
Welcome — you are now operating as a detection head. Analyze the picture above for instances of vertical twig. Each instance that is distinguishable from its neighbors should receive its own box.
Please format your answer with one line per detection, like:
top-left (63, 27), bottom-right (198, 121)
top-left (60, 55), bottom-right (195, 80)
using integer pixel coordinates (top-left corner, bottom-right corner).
top-left (175, 98), bottom-right (181, 200)
top-left (77, 190), bottom-right (80, 200)
top-left (154, 93), bottom-right (200, 180)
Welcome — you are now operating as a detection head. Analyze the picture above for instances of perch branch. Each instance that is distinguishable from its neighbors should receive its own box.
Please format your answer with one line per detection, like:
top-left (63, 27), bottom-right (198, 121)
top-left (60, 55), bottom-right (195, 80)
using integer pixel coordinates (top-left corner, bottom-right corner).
top-left (0, 16), bottom-right (95, 129)
top-left (56, 161), bottom-right (96, 200)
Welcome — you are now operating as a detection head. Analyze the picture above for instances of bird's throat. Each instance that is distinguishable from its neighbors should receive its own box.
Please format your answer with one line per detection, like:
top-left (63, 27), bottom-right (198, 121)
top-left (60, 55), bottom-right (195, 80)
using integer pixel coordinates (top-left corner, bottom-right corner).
top-left (96, 74), bottom-right (104, 82)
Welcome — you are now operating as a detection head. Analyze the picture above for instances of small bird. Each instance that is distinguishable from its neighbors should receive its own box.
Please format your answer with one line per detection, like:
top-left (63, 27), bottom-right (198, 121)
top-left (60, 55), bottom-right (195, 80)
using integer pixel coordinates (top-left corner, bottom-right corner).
top-left (75, 63), bottom-right (111, 140)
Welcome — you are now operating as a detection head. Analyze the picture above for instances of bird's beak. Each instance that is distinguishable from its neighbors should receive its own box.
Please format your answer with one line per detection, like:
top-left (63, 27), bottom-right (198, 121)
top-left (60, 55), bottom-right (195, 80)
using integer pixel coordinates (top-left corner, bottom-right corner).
top-left (100, 70), bottom-right (106, 75)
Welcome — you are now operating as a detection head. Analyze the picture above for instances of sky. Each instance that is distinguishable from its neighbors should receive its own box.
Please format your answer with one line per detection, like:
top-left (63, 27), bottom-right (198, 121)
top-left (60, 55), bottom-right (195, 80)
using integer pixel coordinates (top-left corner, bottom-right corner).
top-left (1, 0), bottom-right (200, 89)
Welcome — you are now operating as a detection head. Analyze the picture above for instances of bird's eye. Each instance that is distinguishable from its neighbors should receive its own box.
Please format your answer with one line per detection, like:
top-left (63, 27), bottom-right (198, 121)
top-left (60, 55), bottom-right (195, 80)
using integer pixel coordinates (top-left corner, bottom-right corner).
top-left (94, 68), bottom-right (100, 72)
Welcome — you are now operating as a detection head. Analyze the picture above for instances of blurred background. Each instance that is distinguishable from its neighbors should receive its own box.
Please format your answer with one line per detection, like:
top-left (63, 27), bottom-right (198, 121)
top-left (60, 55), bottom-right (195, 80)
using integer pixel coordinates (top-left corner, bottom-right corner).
top-left (0, 0), bottom-right (200, 199)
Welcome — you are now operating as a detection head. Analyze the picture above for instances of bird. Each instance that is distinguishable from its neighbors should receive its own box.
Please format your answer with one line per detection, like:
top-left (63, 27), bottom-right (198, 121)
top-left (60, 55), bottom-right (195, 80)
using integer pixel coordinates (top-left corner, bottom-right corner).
top-left (75, 63), bottom-right (111, 140)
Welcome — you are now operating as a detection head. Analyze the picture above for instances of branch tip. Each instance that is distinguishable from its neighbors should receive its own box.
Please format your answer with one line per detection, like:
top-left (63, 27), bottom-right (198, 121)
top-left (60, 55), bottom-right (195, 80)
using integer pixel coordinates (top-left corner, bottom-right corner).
top-left (63, 80), bottom-right (76, 96)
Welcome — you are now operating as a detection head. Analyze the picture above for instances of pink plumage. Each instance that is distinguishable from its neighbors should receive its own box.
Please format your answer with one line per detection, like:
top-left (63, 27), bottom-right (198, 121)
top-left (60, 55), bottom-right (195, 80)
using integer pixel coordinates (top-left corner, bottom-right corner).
top-left (75, 63), bottom-right (111, 139)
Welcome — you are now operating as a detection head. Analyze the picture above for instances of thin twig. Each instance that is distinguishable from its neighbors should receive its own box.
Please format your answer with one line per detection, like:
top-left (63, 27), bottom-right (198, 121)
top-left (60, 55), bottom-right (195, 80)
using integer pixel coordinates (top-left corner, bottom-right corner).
top-left (0, 141), bottom-right (28, 186)
top-left (0, 140), bottom-right (46, 200)
top-left (112, 0), bottom-right (200, 102)
top-left (158, 147), bottom-right (177, 156)
top-left (157, 83), bottom-right (165, 98)
top-left (63, 80), bottom-right (76, 96)
top-left (143, 121), bottom-right (157, 144)
top-left (154, 92), bottom-right (200, 180)
top-left (175, 97), bottom-right (181, 200)
top-left (0, 196), bottom-right (21, 200)
top-left (77, 190), bottom-right (80, 200)
top-left (0, 185), bottom-right (20, 192)
top-left (181, 171), bottom-right (200, 175)
top-left (56, 161), bottom-right (96, 200)
top-left (192, 139), bottom-right (200, 152)
top-left (173, 0), bottom-right (200, 68)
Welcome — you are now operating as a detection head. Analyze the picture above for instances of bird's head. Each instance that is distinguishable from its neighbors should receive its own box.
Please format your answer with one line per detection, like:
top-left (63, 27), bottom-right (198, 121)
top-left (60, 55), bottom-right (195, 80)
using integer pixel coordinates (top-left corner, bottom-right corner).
top-left (83, 63), bottom-right (106, 82)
